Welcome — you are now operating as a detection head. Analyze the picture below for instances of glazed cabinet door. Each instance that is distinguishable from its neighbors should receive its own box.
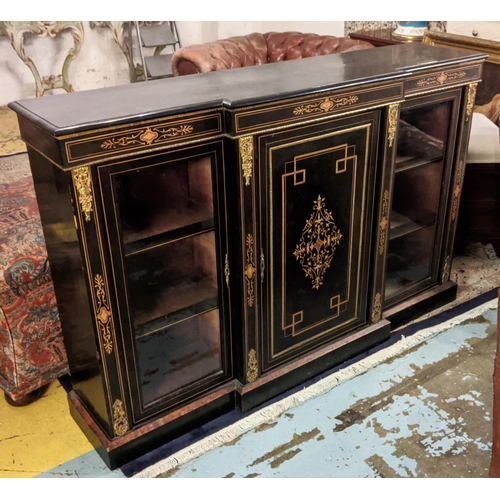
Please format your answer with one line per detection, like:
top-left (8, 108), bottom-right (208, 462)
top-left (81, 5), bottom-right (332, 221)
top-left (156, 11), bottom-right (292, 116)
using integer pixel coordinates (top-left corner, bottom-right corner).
top-left (257, 112), bottom-right (381, 371)
top-left (97, 140), bottom-right (232, 424)
top-left (384, 89), bottom-right (462, 306)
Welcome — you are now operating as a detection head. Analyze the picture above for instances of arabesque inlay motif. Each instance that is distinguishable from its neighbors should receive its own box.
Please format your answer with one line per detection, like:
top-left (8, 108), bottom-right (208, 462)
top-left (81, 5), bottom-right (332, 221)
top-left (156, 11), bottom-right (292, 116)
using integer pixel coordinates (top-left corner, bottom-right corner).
top-left (416, 70), bottom-right (466, 88)
top-left (100, 124), bottom-right (194, 150)
top-left (94, 274), bottom-right (113, 355)
top-left (293, 95), bottom-right (359, 116)
top-left (245, 234), bottom-right (255, 307)
top-left (293, 195), bottom-right (343, 290)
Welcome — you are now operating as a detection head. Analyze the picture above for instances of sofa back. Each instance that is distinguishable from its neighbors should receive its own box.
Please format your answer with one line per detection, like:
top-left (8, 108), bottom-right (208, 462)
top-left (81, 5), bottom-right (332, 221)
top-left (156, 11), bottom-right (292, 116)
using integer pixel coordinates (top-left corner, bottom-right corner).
top-left (172, 31), bottom-right (374, 76)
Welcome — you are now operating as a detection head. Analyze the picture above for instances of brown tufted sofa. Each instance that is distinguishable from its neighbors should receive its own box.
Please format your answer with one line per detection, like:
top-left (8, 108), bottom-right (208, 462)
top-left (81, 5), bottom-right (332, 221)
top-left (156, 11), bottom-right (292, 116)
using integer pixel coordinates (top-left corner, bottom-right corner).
top-left (172, 32), bottom-right (374, 76)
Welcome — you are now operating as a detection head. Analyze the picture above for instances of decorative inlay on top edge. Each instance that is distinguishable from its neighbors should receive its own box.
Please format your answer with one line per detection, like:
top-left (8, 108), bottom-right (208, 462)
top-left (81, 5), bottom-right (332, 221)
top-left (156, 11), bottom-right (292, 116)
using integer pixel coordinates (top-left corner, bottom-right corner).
top-left (72, 166), bottom-right (93, 222)
top-left (416, 70), bottom-right (467, 88)
top-left (245, 234), bottom-right (255, 307)
top-left (293, 95), bottom-right (359, 116)
top-left (466, 83), bottom-right (478, 122)
top-left (100, 124), bottom-right (194, 150)
top-left (246, 349), bottom-right (258, 383)
top-left (112, 399), bottom-right (129, 436)
top-left (293, 195), bottom-right (343, 290)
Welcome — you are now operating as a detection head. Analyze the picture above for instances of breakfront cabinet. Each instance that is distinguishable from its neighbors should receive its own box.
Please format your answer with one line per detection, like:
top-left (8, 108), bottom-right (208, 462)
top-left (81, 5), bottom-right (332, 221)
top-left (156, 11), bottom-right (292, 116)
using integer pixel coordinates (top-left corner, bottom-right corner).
top-left (10, 44), bottom-right (486, 468)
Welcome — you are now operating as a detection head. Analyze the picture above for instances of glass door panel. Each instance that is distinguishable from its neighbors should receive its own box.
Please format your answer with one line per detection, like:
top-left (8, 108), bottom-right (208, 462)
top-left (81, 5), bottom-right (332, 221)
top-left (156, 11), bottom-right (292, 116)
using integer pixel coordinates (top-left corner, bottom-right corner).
top-left (107, 146), bottom-right (228, 411)
top-left (385, 98), bottom-right (454, 304)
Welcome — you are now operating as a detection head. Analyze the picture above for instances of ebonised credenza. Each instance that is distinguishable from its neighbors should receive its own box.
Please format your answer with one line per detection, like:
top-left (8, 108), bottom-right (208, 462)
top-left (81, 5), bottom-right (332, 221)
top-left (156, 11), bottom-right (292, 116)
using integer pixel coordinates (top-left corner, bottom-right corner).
top-left (10, 43), bottom-right (486, 468)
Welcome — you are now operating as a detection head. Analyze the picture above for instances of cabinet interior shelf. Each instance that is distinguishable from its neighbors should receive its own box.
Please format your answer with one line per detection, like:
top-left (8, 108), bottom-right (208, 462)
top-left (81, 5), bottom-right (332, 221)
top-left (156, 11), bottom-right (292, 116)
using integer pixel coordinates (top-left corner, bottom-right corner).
top-left (389, 211), bottom-right (436, 240)
top-left (135, 300), bottom-right (219, 340)
top-left (395, 154), bottom-right (443, 173)
top-left (132, 276), bottom-right (219, 338)
top-left (124, 219), bottom-right (214, 256)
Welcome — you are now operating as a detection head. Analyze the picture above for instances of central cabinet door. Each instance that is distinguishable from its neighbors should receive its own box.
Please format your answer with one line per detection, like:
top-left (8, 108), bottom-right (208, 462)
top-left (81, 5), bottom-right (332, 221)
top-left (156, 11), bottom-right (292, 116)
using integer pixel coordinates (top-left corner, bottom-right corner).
top-left (257, 112), bottom-right (381, 370)
top-left (97, 141), bottom-right (232, 424)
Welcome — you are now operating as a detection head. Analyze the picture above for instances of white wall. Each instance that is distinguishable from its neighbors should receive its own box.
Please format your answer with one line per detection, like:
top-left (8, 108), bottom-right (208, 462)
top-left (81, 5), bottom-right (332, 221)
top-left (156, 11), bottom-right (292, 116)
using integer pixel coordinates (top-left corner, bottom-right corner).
top-left (1, 21), bottom-right (345, 106)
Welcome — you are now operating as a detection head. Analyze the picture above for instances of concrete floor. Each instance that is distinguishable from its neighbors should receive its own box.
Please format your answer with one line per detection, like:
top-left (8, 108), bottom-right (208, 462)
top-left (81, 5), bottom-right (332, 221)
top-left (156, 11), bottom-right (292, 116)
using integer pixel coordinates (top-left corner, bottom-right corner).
top-left (153, 304), bottom-right (497, 478)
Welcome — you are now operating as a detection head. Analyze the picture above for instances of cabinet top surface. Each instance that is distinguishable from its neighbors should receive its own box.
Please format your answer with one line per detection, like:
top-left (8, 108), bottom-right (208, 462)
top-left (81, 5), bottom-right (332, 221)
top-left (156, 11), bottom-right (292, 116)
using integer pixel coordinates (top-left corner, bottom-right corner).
top-left (9, 44), bottom-right (486, 136)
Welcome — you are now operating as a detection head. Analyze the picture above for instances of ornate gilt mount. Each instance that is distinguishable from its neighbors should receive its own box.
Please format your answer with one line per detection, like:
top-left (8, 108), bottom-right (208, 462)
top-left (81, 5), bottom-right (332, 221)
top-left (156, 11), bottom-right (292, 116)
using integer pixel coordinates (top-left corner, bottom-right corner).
top-left (387, 104), bottom-right (399, 148)
top-left (94, 274), bottom-right (113, 355)
top-left (451, 161), bottom-right (465, 221)
top-left (293, 195), bottom-right (343, 290)
top-left (239, 136), bottom-right (254, 186)
top-left (101, 124), bottom-right (194, 150)
top-left (246, 349), bottom-right (258, 383)
top-left (378, 190), bottom-right (390, 255)
top-left (465, 83), bottom-right (478, 122)
top-left (72, 166), bottom-right (93, 222)
top-left (244, 234), bottom-right (255, 307)
top-left (112, 399), bottom-right (129, 437)
top-left (293, 95), bottom-right (359, 116)
top-left (372, 293), bottom-right (382, 323)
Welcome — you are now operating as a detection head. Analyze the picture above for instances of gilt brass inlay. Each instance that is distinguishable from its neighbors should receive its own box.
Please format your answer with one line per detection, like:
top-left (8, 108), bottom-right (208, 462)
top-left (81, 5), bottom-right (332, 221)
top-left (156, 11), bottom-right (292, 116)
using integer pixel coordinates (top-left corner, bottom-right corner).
top-left (416, 70), bottom-right (466, 88)
top-left (100, 124), bottom-right (194, 150)
top-left (72, 166), bottom-right (93, 222)
top-left (387, 103), bottom-right (399, 148)
top-left (94, 274), bottom-right (113, 355)
top-left (379, 190), bottom-right (390, 255)
top-left (246, 348), bottom-right (258, 383)
top-left (466, 83), bottom-right (478, 122)
top-left (239, 136), bottom-right (254, 186)
top-left (112, 399), bottom-right (129, 436)
top-left (442, 256), bottom-right (451, 283)
top-left (224, 253), bottom-right (230, 288)
top-left (244, 234), bottom-right (255, 307)
top-left (293, 195), bottom-right (343, 290)
top-left (451, 161), bottom-right (464, 221)
top-left (372, 293), bottom-right (382, 323)
top-left (293, 95), bottom-right (359, 116)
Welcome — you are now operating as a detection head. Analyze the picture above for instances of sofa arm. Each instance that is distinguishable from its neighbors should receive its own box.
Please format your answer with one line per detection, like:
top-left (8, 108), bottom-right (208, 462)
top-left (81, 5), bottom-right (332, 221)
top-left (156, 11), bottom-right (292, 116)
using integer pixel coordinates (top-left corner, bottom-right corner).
top-left (172, 32), bottom-right (269, 76)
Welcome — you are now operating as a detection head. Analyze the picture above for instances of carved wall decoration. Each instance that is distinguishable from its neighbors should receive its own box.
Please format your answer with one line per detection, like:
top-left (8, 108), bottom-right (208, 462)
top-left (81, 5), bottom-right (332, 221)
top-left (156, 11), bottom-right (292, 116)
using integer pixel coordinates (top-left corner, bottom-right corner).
top-left (293, 195), bottom-right (343, 290)
top-left (4, 21), bottom-right (84, 97)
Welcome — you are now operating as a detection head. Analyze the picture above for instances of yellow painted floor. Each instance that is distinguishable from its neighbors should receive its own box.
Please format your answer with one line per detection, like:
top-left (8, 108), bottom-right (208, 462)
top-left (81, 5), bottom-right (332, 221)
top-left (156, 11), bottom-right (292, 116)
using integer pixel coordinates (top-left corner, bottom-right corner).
top-left (0, 106), bottom-right (26, 156)
top-left (0, 381), bottom-right (93, 478)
